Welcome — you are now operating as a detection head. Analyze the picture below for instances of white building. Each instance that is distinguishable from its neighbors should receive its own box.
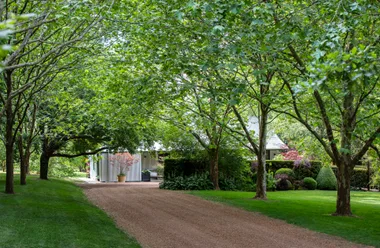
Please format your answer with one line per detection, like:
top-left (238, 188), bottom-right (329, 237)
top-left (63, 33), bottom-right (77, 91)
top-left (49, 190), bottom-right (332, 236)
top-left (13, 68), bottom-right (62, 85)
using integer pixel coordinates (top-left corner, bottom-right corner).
top-left (247, 116), bottom-right (288, 159)
top-left (89, 143), bottom-right (163, 182)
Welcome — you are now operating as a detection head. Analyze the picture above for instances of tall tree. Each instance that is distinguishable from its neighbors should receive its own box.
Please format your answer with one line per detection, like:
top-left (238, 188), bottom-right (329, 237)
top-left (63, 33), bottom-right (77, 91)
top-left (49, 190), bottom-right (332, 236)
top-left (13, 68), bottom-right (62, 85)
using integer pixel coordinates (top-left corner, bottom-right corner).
top-left (17, 101), bottom-right (38, 185)
top-left (0, 1), bottom-right (105, 193)
top-left (268, 0), bottom-right (380, 215)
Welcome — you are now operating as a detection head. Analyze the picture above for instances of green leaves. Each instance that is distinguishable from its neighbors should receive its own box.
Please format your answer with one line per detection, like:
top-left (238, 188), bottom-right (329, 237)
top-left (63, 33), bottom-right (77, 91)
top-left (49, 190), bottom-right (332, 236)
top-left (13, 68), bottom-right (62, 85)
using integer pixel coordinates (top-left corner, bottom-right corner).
top-left (212, 25), bottom-right (225, 34)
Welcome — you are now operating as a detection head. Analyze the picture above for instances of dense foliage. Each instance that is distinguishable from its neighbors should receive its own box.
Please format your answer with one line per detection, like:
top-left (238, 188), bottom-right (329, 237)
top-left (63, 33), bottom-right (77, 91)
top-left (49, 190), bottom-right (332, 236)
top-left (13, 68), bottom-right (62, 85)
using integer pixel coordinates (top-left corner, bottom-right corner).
top-left (159, 174), bottom-right (214, 191)
top-left (332, 167), bottom-right (373, 189)
top-left (275, 168), bottom-right (295, 182)
top-left (265, 160), bottom-right (322, 180)
top-left (1, 0), bottom-right (379, 217)
top-left (163, 149), bottom-right (255, 191)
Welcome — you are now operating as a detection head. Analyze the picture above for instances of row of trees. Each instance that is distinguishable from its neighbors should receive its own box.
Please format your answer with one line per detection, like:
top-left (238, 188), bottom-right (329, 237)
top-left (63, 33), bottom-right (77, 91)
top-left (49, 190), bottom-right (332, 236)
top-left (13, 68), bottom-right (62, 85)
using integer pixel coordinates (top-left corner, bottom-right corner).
top-left (1, 1), bottom-right (379, 217)
top-left (0, 1), bottom-right (154, 194)
top-left (120, 0), bottom-right (380, 216)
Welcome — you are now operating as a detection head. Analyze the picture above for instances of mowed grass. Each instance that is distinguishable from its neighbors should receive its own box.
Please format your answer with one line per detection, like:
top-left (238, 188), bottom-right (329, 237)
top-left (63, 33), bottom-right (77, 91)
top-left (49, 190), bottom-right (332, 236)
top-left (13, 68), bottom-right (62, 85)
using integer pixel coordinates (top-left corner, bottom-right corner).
top-left (0, 174), bottom-right (140, 248)
top-left (190, 190), bottom-right (380, 247)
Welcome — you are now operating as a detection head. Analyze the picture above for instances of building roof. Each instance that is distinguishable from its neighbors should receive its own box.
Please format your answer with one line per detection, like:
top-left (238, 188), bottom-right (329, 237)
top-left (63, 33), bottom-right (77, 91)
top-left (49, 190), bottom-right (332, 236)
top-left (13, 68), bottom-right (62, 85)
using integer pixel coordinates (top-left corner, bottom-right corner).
top-left (247, 116), bottom-right (288, 150)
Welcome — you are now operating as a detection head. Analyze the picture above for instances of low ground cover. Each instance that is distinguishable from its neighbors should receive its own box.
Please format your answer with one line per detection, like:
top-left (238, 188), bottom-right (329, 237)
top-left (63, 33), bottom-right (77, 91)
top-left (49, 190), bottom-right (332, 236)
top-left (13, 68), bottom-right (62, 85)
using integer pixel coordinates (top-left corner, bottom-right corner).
top-left (190, 190), bottom-right (380, 247)
top-left (0, 174), bottom-right (140, 248)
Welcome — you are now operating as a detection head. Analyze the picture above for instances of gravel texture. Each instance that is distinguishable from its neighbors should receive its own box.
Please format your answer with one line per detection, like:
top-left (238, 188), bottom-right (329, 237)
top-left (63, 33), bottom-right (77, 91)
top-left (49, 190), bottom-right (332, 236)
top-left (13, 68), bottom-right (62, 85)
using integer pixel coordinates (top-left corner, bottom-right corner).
top-left (81, 182), bottom-right (370, 248)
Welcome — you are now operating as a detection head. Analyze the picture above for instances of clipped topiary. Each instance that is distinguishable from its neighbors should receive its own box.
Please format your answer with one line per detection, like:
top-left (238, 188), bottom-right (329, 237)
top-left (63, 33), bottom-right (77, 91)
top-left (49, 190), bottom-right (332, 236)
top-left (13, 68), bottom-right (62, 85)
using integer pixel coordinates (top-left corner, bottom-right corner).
top-left (316, 166), bottom-right (337, 190)
top-left (275, 168), bottom-right (295, 181)
top-left (276, 179), bottom-right (293, 191)
top-left (303, 177), bottom-right (317, 190)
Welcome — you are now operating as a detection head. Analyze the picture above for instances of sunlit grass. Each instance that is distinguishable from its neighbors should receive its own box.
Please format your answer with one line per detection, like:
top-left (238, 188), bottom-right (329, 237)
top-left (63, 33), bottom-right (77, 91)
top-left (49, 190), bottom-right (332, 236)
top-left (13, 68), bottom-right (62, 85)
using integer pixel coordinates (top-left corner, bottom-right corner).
top-left (0, 174), bottom-right (140, 248)
top-left (190, 190), bottom-right (380, 247)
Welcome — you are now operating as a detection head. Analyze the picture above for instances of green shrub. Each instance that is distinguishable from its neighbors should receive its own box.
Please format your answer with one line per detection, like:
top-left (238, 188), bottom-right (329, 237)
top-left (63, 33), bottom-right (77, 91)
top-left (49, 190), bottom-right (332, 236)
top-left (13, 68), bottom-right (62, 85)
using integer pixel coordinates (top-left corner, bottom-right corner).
top-left (276, 179), bottom-right (293, 190)
top-left (266, 172), bottom-right (276, 191)
top-left (293, 180), bottom-right (302, 190)
top-left (331, 166), bottom-right (373, 189)
top-left (156, 164), bottom-right (164, 176)
top-left (257, 160), bottom-right (321, 180)
top-left (266, 160), bottom-right (322, 173)
top-left (267, 160), bottom-right (295, 171)
top-left (159, 174), bottom-right (213, 190)
top-left (163, 159), bottom-right (207, 180)
top-left (293, 162), bottom-right (322, 180)
top-left (303, 177), bottom-right (317, 190)
top-left (219, 178), bottom-right (238, 191)
top-left (48, 157), bottom-right (78, 178)
top-left (275, 168), bottom-right (295, 181)
top-left (164, 149), bottom-right (255, 191)
top-left (351, 168), bottom-right (371, 189)
top-left (316, 166), bottom-right (337, 190)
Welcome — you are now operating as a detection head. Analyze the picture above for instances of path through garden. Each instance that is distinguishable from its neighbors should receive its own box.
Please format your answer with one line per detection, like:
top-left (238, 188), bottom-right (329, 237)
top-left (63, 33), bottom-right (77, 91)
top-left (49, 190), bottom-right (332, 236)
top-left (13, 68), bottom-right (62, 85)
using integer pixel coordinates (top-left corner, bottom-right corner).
top-left (81, 183), bottom-right (370, 248)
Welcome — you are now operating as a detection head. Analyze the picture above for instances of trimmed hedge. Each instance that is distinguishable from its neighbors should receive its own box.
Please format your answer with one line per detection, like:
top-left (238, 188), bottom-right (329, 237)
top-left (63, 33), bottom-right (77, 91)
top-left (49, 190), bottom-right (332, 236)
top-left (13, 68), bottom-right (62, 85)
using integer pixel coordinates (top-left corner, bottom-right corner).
top-left (163, 154), bottom-right (255, 191)
top-left (260, 160), bottom-right (322, 180)
top-left (316, 166), bottom-right (337, 190)
top-left (303, 177), bottom-right (317, 190)
top-left (164, 159), bottom-right (207, 180)
top-left (331, 166), bottom-right (373, 189)
top-left (351, 168), bottom-right (371, 189)
top-left (159, 174), bottom-right (213, 190)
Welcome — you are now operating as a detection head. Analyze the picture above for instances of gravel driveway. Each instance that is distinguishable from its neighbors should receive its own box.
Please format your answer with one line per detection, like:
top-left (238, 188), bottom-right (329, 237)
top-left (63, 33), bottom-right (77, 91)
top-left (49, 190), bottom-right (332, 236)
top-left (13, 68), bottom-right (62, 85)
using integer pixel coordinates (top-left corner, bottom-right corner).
top-left (81, 183), bottom-right (369, 248)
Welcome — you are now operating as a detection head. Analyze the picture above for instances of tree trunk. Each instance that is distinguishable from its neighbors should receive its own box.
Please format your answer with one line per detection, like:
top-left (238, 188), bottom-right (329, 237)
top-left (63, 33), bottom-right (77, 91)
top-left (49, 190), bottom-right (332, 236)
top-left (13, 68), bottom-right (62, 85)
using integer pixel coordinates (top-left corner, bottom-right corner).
top-left (5, 142), bottom-right (14, 194)
top-left (334, 163), bottom-right (353, 216)
top-left (209, 148), bottom-right (220, 190)
top-left (40, 152), bottom-right (50, 180)
top-left (18, 135), bottom-right (27, 185)
top-left (25, 154), bottom-right (31, 175)
top-left (333, 77), bottom-right (355, 216)
top-left (5, 71), bottom-right (14, 194)
top-left (255, 110), bottom-right (268, 199)
top-left (26, 160), bottom-right (30, 174)
top-left (367, 160), bottom-right (370, 191)
top-left (20, 152), bottom-right (30, 185)
top-left (20, 157), bottom-right (27, 185)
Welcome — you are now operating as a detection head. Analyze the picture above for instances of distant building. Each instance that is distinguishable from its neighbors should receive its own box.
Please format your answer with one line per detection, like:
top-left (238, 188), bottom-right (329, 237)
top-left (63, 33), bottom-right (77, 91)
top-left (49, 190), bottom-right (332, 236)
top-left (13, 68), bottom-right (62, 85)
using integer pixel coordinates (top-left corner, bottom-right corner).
top-left (247, 116), bottom-right (288, 160)
top-left (89, 142), bottom-right (163, 182)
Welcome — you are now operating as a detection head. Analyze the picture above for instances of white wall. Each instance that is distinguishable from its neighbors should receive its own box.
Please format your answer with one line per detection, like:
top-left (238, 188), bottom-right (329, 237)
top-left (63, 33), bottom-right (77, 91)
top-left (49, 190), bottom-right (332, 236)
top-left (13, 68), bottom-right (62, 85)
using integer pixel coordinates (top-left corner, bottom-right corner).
top-left (95, 152), bottom-right (142, 182)
top-left (127, 153), bottom-right (141, 182)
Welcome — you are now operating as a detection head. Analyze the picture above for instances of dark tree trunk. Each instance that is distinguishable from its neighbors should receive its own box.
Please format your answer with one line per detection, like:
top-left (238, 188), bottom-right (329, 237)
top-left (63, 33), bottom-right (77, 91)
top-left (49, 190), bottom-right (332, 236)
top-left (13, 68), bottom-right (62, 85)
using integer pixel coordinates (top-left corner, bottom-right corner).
top-left (209, 148), bottom-right (220, 190)
top-left (367, 160), bottom-right (370, 191)
top-left (5, 72), bottom-right (14, 194)
top-left (19, 149), bottom-right (31, 185)
top-left (20, 157), bottom-right (27, 185)
top-left (5, 142), bottom-right (14, 194)
top-left (25, 155), bottom-right (30, 175)
top-left (20, 153), bottom-right (30, 185)
top-left (40, 151), bottom-right (50, 180)
top-left (26, 160), bottom-right (30, 174)
top-left (334, 163), bottom-right (353, 216)
top-left (18, 135), bottom-right (27, 185)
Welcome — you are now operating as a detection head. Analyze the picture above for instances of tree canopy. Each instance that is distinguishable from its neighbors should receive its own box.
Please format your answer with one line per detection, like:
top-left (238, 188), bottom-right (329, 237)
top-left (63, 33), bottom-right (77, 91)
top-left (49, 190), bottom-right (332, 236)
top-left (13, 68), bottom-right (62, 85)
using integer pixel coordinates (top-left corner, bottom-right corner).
top-left (0, 0), bottom-right (379, 216)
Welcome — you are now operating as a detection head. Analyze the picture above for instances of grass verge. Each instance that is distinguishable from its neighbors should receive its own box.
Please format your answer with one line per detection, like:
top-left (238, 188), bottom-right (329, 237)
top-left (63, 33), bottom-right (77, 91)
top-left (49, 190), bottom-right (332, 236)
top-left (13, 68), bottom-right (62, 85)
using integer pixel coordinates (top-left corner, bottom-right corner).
top-left (190, 190), bottom-right (380, 247)
top-left (0, 174), bottom-right (140, 248)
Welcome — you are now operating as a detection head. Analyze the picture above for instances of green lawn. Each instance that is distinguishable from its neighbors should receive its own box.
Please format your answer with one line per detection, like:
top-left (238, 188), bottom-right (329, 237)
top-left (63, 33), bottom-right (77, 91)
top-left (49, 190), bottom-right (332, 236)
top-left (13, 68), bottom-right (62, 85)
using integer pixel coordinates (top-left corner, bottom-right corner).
top-left (190, 190), bottom-right (380, 247)
top-left (0, 174), bottom-right (140, 248)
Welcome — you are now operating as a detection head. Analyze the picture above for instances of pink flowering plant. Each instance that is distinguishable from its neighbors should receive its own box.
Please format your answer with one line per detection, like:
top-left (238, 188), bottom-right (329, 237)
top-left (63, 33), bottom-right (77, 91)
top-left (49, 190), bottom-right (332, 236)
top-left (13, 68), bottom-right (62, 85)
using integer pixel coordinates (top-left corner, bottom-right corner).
top-left (110, 152), bottom-right (135, 176)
